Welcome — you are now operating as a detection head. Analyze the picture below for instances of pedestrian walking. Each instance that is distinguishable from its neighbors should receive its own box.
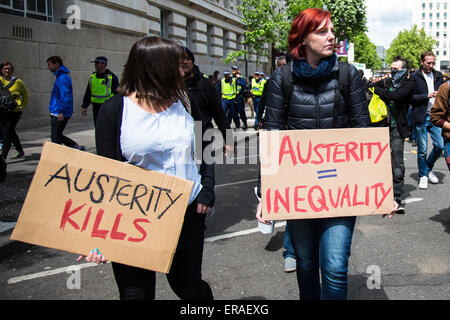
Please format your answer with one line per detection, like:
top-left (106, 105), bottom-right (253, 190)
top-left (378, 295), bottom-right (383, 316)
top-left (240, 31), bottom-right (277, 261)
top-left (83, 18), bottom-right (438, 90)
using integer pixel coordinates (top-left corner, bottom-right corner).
top-left (430, 80), bottom-right (450, 172)
top-left (251, 71), bottom-right (266, 129)
top-left (218, 70), bottom-right (240, 128)
top-left (81, 56), bottom-right (119, 126)
top-left (370, 56), bottom-right (415, 213)
top-left (47, 56), bottom-right (85, 150)
top-left (256, 8), bottom-right (395, 300)
top-left (410, 51), bottom-right (445, 189)
top-left (77, 37), bottom-right (213, 300)
top-left (0, 61), bottom-right (28, 159)
top-left (232, 66), bottom-right (249, 130)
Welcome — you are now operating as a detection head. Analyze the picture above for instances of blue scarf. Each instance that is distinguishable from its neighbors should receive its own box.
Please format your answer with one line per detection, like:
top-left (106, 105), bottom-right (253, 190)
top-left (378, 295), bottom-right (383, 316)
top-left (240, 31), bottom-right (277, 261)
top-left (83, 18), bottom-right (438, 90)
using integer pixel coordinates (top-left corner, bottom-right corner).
top-left (292, 54), bottom-right (337, 80)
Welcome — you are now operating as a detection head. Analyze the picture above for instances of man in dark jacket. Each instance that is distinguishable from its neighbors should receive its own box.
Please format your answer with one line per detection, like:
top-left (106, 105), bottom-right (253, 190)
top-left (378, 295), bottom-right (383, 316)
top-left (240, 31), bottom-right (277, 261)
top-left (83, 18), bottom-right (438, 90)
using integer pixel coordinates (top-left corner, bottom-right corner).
top-left (82, 56), bottom-right (119, 126)
top-left (410, 51), bottom-right (444, 189)
top-left (371, 56), bottom-right (415, 213)
top-left (181, 47), bottom-right (231, 210)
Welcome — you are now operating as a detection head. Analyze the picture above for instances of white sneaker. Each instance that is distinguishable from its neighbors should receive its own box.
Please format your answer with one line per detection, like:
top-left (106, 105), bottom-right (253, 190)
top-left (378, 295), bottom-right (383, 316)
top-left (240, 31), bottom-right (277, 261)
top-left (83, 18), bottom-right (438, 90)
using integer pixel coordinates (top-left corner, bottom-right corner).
top-left (419, 176), bottom-right (428, 189)
top-left (428, 171), bottom-right (439, 184)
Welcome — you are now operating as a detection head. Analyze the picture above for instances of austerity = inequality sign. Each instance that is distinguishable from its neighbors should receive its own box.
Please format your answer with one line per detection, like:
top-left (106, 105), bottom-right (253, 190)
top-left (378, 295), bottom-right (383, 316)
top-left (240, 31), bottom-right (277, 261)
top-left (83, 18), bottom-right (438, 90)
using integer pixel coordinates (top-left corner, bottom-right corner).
top-left (10, 142), bottom-right (193, 273)
top-left (259, 128), bottom-right (393, 220)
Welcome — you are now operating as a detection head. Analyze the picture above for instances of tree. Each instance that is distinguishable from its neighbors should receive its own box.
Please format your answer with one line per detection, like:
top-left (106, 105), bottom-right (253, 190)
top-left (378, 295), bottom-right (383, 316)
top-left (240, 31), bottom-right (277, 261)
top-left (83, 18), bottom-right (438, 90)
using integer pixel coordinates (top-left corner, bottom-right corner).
top-left (322, 0), bottom-right (367, 42)
top-left (385, 25), bottom-right (437, 69)
top-left (224, 0), bottom-right (283, 65)
top-left (353, 33), bottom-right (382, 70)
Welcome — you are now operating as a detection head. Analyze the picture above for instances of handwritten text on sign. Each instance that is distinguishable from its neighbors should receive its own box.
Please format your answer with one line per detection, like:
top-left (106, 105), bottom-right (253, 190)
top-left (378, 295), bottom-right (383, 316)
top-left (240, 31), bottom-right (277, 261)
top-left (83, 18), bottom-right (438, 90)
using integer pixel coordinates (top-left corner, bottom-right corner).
top-left (260, 128), bottom-right (393, 220)
top-left (11, 142), bottom-right (193, 273)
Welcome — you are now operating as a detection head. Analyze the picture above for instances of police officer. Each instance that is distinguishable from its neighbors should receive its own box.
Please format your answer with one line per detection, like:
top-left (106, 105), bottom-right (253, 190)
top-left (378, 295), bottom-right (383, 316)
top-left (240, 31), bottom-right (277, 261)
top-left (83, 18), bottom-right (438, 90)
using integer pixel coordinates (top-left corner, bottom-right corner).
top-left (251, 71), bottom-right (266, 129)
top-left (218, 70), bottom-right (240, 128)
top-left (232, 66), bottom-right (248, 130)
top-left (81, 56), bottom-right (119, 126)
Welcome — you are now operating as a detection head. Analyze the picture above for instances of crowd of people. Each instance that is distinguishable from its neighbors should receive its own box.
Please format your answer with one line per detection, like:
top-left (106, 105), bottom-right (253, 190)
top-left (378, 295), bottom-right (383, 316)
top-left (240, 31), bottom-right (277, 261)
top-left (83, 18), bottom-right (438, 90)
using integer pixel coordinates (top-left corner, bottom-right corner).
top-left (0, 6), bottom-right (449, 300)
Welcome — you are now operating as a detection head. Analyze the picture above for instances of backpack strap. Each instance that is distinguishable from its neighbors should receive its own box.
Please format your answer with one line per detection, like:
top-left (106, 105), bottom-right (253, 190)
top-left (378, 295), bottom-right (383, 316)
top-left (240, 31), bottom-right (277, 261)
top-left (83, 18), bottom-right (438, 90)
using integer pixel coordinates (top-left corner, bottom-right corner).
top-left (281, 61), bottom-right (294, 126)
top-left (0, 78), bottom-right (17, 91)
top-left (332, 62), bottom-right (351, 128)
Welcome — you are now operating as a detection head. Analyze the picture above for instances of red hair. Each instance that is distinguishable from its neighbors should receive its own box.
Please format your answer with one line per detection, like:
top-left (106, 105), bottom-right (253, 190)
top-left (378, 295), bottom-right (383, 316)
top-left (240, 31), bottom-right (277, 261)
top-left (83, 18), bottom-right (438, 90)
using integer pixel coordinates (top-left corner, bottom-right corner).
top-left (288, 8), bottom-right (331, 59)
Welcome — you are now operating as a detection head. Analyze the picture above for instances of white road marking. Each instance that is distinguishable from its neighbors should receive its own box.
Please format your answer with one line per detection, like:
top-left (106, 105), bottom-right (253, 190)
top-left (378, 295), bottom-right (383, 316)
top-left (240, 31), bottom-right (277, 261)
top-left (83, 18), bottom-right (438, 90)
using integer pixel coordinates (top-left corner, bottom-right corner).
top-left (215, 178), bottom-right (258, 188)
top-left (204, 222), bottom-right (286, 243)
top-left (404, 198), bottom-right (424, 204)
top-left (7, 262), bottom-right (105, 284)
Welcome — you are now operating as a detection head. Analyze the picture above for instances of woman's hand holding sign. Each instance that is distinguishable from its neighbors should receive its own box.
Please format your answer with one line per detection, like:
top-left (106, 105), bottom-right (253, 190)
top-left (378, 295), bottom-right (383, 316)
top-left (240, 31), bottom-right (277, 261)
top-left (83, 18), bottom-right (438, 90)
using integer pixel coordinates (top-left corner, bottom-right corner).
top-left (77, 248), bottom-right (108, 265)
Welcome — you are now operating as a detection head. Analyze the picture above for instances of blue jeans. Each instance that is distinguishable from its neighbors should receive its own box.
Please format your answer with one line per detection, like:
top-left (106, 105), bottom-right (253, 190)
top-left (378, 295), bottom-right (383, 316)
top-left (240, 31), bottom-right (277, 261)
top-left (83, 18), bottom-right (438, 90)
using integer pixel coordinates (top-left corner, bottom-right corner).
top-left (252, 96), bottom-right (261, 127)
top-left (283, 223), bottom-right (296, 260)
top-left (287, 216), bottom-right (356, 300)
top-left (415, 115), bottom-right (444, 177)
top-left (407, 107), bottom-right (416, 141)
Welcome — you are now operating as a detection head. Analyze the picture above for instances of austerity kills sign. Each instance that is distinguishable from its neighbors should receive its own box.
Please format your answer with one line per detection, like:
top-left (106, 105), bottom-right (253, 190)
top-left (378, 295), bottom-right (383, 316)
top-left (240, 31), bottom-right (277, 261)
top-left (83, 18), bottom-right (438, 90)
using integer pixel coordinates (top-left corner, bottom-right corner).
top-left (259, 128), bottom-right (393, 220)
top-left (11, 142), bottom-right (193, 273)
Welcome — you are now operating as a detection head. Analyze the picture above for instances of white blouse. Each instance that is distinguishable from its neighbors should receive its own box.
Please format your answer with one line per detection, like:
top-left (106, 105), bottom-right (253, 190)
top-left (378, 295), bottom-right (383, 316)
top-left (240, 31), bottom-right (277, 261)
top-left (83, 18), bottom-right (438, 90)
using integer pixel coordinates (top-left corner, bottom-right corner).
top-left (120, 96), bottom-right (202, 205)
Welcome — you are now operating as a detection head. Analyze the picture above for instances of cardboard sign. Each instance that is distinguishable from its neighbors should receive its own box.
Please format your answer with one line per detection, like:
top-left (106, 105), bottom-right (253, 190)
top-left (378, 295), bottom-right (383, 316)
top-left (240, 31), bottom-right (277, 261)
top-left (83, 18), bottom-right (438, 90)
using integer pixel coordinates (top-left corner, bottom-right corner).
top-left (260, 128), bottom-right (393, 220)
top-left (11, 142), bottom-right (193, 273)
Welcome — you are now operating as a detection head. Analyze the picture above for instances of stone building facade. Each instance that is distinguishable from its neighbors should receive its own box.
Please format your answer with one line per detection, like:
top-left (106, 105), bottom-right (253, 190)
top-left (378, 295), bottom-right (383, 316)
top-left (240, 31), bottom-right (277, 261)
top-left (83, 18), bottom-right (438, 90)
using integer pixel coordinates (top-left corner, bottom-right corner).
top-left (0, 0), bottom-right (268, 128)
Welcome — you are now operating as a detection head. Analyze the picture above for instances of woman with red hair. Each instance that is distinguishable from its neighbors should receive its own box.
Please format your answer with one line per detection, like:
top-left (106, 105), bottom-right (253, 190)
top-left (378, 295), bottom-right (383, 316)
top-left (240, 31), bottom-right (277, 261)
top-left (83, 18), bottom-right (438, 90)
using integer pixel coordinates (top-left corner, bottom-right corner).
top-left (256, 8), bottom-right (393, 300)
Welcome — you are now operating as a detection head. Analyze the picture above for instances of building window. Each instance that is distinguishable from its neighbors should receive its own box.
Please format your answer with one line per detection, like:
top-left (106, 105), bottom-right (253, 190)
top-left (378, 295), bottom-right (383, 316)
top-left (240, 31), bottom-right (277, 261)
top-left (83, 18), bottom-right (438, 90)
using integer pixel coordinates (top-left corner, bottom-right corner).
top-left (422, 22), bottom-right (426, 28)
top-left (206, 25), bottom-right (212, 58)
top-left (436, 51), bottom-right (439, 55)
top-left (444, 12), bottom-right (447, 19)
top-left (0, 0), bottom-right (53, 21)
top-left (422, 2), bottom-right (425, 9)
top-left (437, 32), bottom-right (440, 38)
top-left (444, 51), bottom-right (447, 56)
top-left (429, 2), bottom-right (432, 9)
top-left (444, 22), bottom-right (447, 28)
top-left (422, 12), bottom-right (425, 19)
top-left (445, 2), bottom-right (448, 9)
top-left (430, 22), bottom-right (432, 28)
top-left (436, 12), bottom-right (440, 19)
top-left (429, 13), bottom-right (432, 19)
top-left (437, 22), bottom-right (440, 28)
top-left (437, 2), bottom-right (440, 9)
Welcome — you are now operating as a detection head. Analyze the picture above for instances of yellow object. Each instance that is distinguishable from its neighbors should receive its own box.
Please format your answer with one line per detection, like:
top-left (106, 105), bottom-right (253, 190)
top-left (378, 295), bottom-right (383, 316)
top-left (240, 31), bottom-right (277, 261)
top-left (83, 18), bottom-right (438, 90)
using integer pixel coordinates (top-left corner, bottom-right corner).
top-left (0, 76), bottom-right (29, 111)
top-left (368, 87), bottom-right (387, 123)
top-left (89, 73), bottom-right (114, 104)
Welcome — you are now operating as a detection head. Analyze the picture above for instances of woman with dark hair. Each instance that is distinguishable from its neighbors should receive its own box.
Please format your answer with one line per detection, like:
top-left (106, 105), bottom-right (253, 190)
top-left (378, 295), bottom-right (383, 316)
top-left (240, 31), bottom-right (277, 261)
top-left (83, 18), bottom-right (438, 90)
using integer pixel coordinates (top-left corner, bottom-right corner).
top-left (0, 61), bottom-right (28, 159)
top-left (77, 36), bottom-right (213, 300)
top-left (256, 8), bottom-right (395, 300)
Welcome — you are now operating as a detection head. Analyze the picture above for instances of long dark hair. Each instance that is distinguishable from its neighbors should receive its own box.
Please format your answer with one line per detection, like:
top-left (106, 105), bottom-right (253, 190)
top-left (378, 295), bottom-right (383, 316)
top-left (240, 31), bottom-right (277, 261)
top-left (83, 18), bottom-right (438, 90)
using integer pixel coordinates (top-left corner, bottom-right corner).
top-left (118, 36), bottom-right (189, 107)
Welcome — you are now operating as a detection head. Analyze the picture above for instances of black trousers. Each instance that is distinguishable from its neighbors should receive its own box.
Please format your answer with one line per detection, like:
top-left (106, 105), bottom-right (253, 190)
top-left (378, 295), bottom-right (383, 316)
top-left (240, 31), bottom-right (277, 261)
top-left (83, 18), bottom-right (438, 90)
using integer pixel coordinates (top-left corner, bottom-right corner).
top-left (111, 200), bottom-right (213, 300)
top-left (390, 127), bottom-right (405, 198)
top-left (50, 116), bottom-right (77, 147)
top-left (0, 111), bottom-right (24, 158)
top-left (92, 103), bottom-right (102, 127)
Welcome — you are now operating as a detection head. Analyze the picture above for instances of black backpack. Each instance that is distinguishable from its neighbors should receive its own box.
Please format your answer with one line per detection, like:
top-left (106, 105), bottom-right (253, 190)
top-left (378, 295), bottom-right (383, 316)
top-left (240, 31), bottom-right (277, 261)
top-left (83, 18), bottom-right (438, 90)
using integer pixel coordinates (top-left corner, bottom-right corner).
top-left (280, 61), bottom-right (351, 128)
top-left (0, 78), bottom-right (18, 112)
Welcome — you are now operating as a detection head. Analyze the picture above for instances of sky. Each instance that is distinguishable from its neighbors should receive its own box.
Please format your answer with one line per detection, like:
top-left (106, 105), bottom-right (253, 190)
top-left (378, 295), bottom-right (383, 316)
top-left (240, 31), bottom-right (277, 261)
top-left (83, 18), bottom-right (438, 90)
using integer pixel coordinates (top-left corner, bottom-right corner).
top-left (366, 0), bottom-right (417, 49)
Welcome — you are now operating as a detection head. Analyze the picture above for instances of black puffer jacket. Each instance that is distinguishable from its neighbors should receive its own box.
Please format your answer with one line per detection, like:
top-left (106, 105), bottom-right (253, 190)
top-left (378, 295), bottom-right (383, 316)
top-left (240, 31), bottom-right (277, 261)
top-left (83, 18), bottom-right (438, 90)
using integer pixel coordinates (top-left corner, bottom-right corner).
top-left (263, 61), bottom-right (371, 130)
top-left (257, 61), bottom-right (371, 198)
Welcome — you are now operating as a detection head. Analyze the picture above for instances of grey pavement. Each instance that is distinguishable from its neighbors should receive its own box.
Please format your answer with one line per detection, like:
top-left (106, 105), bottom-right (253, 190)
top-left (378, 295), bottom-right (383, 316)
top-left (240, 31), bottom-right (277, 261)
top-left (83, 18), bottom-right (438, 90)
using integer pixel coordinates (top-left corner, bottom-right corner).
top-left (0, 116), bottom-right (449, 301)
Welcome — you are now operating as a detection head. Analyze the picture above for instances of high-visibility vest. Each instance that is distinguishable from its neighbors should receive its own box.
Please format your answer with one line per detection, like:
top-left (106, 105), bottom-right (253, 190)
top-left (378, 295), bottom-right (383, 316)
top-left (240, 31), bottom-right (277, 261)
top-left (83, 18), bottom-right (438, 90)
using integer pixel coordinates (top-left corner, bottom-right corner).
top-left (221, 78), bottom-right (237, 100)
top-left (251, 78), bottom-right (265, 96)
top-left (89, 72), bottom-right (114, 104)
